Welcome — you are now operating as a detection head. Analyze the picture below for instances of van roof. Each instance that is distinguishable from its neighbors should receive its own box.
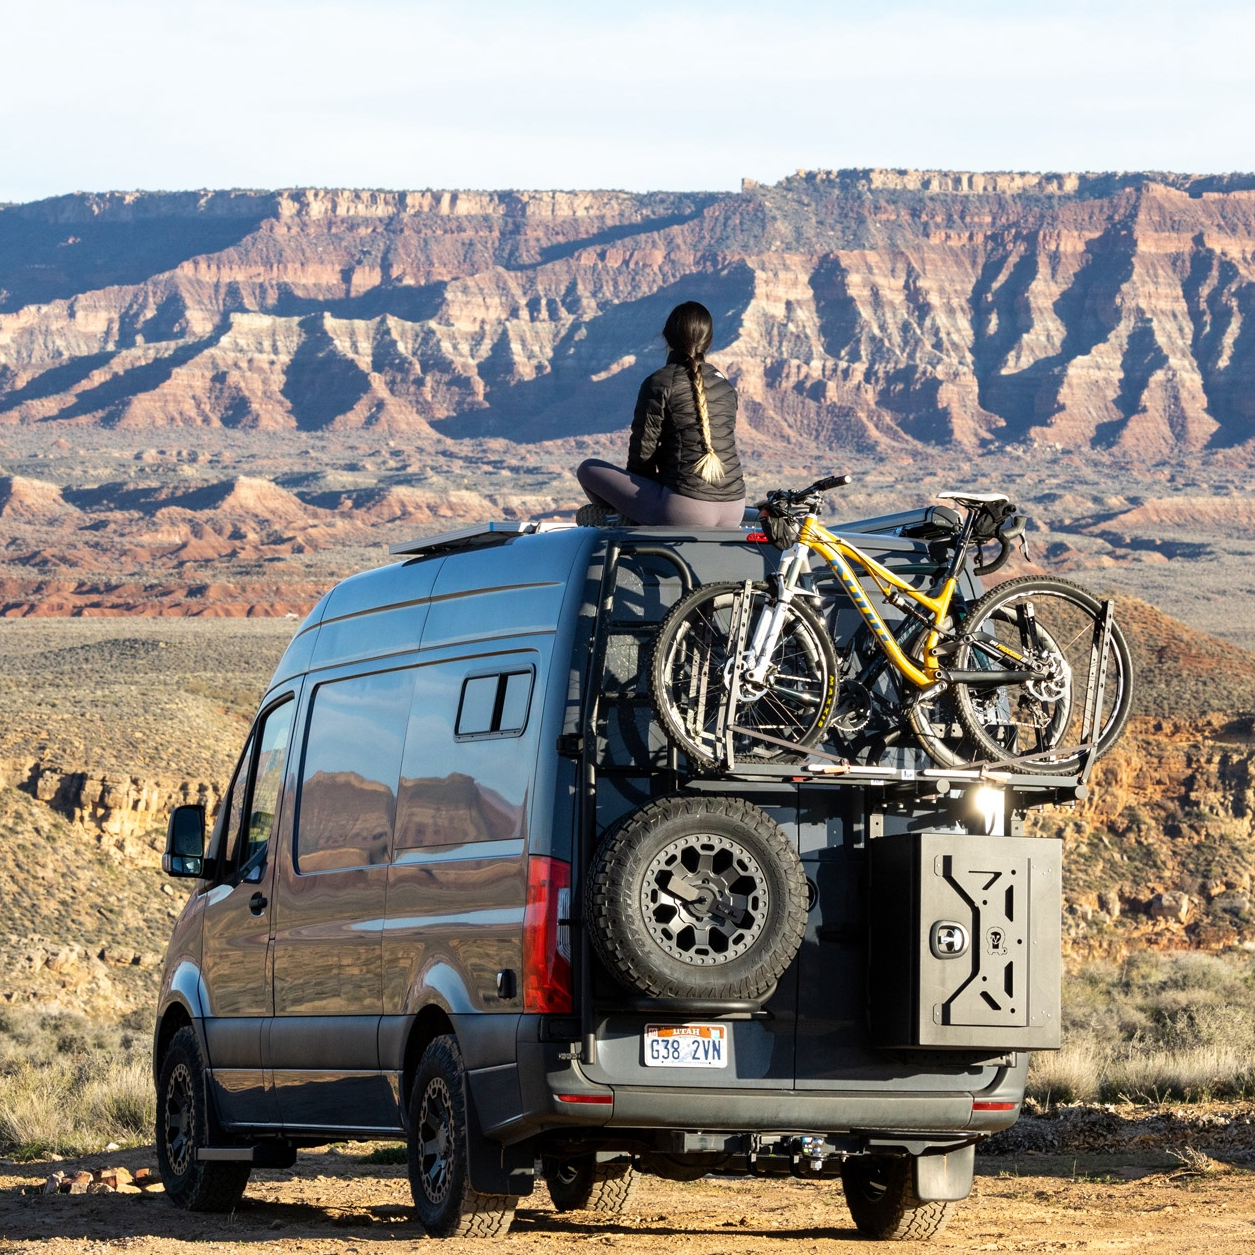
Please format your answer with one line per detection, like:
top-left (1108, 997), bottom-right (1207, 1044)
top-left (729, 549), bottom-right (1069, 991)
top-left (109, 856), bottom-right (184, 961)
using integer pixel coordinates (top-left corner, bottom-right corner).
top-left (388, 519), bottom-right (579, 557)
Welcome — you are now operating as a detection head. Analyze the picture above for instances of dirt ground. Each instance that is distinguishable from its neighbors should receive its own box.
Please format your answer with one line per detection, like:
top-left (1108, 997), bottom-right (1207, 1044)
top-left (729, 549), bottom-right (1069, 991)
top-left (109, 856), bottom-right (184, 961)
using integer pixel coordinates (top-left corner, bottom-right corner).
top-left (2, 1141), bottom-right (1255, 1255)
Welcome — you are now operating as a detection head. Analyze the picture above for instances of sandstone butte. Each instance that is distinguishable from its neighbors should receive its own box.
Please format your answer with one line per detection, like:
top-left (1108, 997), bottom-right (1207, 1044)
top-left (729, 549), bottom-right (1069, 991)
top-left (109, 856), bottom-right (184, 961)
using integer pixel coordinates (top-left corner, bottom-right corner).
top-left (1, 169), bottom-right (1255, 460)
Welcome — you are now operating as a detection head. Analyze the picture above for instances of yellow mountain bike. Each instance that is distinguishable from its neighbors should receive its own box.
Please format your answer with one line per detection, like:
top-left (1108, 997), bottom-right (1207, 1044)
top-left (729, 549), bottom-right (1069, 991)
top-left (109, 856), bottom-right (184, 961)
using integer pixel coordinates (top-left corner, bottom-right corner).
top-left (649, 474), bottom-right (1134, 775)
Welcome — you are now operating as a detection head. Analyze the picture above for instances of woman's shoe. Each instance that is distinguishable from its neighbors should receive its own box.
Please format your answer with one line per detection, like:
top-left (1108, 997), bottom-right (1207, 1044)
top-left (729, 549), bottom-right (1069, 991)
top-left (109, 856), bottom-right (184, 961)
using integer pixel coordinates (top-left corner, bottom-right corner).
top-left (575, 503), bottom-right (610, 527)
top-left (576, 503), bottom-right (639, 527)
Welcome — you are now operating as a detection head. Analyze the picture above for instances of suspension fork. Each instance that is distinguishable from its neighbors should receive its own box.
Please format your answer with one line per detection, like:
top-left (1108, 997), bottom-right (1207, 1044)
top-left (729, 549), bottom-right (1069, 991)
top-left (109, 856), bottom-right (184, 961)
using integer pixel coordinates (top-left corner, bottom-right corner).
top-left (743, 539), bottom-right (810, 687)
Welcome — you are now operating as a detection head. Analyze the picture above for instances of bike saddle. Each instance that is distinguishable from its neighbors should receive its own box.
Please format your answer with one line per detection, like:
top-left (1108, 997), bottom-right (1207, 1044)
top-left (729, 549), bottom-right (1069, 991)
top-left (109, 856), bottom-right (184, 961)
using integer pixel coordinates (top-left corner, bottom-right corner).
top-left (935, 490), bottom-right (1011, 509)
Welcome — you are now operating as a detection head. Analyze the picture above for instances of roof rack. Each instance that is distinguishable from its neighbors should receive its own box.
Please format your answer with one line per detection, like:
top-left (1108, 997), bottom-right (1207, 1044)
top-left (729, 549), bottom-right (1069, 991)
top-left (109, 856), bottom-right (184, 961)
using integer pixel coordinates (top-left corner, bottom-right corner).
top-left (389, 519), bottom-right (576, 557)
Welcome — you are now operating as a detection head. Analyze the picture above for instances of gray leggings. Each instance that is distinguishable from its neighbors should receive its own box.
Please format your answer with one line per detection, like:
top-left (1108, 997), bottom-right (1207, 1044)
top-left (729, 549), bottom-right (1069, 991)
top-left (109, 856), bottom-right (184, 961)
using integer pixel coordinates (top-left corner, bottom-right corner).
top-left (577, 459), bottom-right (747, 527)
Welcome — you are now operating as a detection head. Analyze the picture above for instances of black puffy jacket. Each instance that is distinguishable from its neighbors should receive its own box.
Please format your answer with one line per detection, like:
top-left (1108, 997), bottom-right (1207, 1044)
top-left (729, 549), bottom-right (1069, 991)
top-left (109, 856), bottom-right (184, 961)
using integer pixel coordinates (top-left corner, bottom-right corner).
top-left (626, 352), bottom-right (744, 502)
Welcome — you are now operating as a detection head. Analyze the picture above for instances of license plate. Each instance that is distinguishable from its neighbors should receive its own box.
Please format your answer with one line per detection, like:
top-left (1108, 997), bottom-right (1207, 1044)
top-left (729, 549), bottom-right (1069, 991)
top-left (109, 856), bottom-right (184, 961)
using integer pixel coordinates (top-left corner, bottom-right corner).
top-left (643, 1023), bottom-right (728, 1068)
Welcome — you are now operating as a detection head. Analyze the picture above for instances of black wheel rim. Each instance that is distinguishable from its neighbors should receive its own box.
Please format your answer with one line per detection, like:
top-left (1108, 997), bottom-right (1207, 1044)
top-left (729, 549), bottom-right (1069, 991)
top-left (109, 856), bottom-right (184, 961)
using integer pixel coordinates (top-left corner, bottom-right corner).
top-left (163, 1061), bottom-right (195, 1177)
top-left (851, 1158), bottom-right (892, 1204)
top-left (640, 831), bottom-right (768, 963)
top-left (552, 1162), bottom-right (582, 1187)
top-left (418, 1077), bottom-right (455, 1205)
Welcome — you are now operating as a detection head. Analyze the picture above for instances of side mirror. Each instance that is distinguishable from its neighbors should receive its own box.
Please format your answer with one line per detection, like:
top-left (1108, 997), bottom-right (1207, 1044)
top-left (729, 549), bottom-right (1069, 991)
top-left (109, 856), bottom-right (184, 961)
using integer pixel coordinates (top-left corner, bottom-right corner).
top-left (163, 805), bottom-right (207, 878)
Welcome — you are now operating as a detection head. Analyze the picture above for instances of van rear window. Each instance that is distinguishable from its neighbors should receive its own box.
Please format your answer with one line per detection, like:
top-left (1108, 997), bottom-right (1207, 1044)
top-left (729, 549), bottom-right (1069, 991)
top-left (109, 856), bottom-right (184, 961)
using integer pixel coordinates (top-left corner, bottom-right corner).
top-left (455, 668), bottom-right (534, 738)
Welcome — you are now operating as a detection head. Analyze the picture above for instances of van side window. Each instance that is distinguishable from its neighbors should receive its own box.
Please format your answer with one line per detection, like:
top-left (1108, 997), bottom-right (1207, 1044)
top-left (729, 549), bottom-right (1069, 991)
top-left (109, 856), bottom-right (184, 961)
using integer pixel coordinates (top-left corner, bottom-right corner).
top-left (219, 733), bottom-right (254, 873)
top-left (455, 668), bottom-right (534, 739)
top-left (396, 658), bottom-right (537, 850)
top-left (296, 669), bottom-right (414, 874)
top-left (238, 699), bottom-right (295, 877)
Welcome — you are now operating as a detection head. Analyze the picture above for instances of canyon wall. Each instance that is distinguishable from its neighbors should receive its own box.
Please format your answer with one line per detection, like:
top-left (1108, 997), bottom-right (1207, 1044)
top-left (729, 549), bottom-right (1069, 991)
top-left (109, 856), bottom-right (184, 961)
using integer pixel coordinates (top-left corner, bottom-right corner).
top-left (4, 171), bottom-right (1255, 460)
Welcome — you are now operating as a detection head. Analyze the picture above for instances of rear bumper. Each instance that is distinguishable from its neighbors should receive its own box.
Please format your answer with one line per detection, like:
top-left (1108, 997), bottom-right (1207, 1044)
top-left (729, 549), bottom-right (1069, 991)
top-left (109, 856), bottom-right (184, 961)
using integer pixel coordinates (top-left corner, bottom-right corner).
top-left (474, 1040), bottom-right (1025, 1145)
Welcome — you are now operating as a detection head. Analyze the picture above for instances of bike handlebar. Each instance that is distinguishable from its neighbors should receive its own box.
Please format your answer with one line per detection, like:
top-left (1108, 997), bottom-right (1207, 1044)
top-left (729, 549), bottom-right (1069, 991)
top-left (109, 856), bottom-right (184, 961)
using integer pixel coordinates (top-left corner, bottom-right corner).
top-left (768, 474), bottom-right (852, 507)
top-left (805, 473), bottom-right (853, 495)
top-left (973, 515), bottom-right (1027, 576)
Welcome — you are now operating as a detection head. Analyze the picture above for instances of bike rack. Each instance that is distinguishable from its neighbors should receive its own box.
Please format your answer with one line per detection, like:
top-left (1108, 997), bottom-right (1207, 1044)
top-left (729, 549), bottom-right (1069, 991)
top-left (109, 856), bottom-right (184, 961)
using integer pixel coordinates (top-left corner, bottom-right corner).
top-left (1078, 599), bottom-right (1115, 787)
top-left (719, 581), bottom-right (757, 771)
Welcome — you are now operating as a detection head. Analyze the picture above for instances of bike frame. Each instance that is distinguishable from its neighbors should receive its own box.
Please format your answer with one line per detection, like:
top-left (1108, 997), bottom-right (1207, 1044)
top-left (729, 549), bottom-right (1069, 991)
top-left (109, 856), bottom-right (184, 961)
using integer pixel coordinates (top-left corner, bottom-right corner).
top-left (744, 502), bottom-right (1022, 693)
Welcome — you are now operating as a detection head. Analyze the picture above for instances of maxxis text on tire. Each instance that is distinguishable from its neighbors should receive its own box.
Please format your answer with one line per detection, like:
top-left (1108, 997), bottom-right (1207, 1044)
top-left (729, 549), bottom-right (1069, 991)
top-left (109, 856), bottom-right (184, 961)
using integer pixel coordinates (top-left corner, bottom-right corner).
top-left (542, 1155), bottom-right (638, 1212)
top-left (586, 795), bottom-right (809, 1000)
top-left (155, 1025), bottom-right (251, 1212)
top-left (951, 575), bottom-right (1134, 774)
top-left (407, 1035), bottom-right (516, 1238)
top-left (650, 581), bottom-right (838, 770)
top-left (840, 1154), bottom-right (956, 1241)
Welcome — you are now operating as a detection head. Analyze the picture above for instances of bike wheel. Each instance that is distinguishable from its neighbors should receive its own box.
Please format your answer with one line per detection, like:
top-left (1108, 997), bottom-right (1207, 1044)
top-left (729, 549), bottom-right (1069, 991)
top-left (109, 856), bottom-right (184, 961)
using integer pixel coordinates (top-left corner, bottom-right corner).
top-left (952, 576), bottom-right (1134, 774)
top-left (650, 582), bottom-right (837, 770)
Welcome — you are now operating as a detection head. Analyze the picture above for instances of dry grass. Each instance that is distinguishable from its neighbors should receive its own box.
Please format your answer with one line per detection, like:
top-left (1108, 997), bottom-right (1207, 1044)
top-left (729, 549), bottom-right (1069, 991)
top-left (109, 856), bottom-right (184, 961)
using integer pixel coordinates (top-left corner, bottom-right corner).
top-left (0, 1009), bottom-right (153, 1160)
top-left (1027, 951), bottom-right (1255, 1104)
top-left (0, 1055), bottom-right (153, 1160)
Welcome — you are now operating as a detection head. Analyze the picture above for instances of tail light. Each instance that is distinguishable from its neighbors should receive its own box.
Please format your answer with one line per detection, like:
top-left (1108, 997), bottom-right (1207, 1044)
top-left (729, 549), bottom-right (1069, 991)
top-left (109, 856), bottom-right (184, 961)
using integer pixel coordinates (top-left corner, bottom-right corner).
top-left (523, 855), bottom-right (572, 1013)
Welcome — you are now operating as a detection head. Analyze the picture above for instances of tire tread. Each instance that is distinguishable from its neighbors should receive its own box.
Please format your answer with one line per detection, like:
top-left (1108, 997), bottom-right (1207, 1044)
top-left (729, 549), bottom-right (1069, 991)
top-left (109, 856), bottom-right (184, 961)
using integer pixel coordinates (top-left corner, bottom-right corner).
top-left (587, 794), bottom-right (807, 999)
top-left (408, 1035), bottom-right (516, 1238)
top-left (841, 1156), bottom-right (957, 1241)
top-left (156, 1026), bottom-right (251, 1213)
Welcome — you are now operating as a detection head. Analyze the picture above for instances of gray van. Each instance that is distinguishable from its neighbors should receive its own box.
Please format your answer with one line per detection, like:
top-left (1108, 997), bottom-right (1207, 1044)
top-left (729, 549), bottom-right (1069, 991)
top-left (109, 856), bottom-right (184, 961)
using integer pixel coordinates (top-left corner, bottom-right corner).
top-left (155, 515), bottom-right (1071, 1240)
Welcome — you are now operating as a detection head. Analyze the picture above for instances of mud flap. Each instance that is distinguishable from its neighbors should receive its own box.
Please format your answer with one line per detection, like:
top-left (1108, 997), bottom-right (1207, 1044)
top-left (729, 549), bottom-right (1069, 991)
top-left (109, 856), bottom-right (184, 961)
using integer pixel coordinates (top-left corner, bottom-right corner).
top-left (465, 1074), bottom-right (535, 1197)
top-left (913, 1143), bottom-right (974, 1202)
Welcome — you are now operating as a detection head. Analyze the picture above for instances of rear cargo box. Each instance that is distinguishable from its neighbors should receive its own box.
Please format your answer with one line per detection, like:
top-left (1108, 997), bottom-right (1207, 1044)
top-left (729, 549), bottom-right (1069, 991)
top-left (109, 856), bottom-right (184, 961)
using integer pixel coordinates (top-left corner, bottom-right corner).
top-left (868, 833), bottom-right (1061, 1051)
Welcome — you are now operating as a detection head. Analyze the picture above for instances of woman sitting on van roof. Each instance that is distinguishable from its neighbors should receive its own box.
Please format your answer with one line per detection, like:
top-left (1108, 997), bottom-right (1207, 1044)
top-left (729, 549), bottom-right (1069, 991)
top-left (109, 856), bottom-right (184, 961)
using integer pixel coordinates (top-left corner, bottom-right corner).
top-left (576, 301), bottom-right (747, 528)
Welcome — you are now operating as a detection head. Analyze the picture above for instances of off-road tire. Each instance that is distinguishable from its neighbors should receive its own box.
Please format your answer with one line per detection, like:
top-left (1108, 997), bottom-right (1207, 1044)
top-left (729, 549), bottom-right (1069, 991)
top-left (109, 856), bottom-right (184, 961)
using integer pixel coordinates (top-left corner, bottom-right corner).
top-left (543, 1155), bottom-right (638, 1212)
top-left (841, 1154), bottom-right (956, 1241)
top-left (650, 581), bottom-right (837, 770)
top-left (155, 1026), bottom-right (251, 1212)
top-left (407, 1035), bottom-right (516, 1238)
top-left (586, 795), bottom-right (808, 999)
top-left (951, 575), bottom-right (1134, 774)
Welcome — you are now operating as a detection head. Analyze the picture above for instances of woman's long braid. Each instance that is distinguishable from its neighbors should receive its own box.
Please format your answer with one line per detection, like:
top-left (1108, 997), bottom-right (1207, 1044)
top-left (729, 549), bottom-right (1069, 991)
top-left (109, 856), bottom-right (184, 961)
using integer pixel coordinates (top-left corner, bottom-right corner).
top-left (687, 356), bottom-right (725, 484)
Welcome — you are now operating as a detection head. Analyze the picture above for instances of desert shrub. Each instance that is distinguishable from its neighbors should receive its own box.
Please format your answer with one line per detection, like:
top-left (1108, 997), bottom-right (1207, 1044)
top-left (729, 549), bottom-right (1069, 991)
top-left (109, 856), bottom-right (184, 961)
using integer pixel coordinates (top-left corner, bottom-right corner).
top-left (1024, 1037), bottom-right (1103, 1104)
top-left (0, 1012), bottom-right (154, 1157)
top-left (1027, 950), bottom-right (1255, 1104)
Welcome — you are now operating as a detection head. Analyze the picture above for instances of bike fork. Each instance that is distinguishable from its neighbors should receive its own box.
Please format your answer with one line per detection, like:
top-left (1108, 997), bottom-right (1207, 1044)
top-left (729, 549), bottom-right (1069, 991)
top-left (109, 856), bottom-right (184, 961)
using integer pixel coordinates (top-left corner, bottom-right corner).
top-left (742, 544), bottom-right (807, 689)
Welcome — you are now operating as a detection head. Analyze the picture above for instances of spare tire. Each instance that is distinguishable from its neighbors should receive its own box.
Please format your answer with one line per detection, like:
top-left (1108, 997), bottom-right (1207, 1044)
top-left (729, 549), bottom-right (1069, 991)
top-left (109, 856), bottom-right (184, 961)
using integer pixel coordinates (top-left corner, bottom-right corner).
top-left (586, 795), bottom-right (808, 1000)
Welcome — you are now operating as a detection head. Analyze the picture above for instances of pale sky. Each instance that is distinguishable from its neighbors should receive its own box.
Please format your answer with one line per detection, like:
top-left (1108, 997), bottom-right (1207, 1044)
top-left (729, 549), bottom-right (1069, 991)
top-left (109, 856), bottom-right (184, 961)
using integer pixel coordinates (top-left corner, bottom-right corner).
top-left (1, 0), bottom-right (1252, 202)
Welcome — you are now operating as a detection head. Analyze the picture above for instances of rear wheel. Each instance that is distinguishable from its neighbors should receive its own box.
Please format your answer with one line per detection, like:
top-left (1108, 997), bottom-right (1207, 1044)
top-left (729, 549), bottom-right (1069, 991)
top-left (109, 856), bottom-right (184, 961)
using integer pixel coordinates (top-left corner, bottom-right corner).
top-left (651, 582), bottom-right (837, 770)
top-left (841, 1155), bottom-right (956, 1241)
top-left (586, 795), bottom-right (808, 999)
top-left (408, 1035), bottom-right (516, 1238)
top-left (952, 576), bottom-right (1133, 774)
top-left (155, 1026), bottom-right (251, 1212)
top-left (543, 1155), bottom-right (638, 1213)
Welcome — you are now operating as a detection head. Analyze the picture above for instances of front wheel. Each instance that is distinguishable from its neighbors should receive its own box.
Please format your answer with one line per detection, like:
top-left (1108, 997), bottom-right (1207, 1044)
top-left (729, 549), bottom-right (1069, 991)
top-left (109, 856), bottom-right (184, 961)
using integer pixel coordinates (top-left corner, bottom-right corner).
top-left (841, 1155), bottom-right (956, 1241)
top-left (650, 581), bottom-right (837, 770)
top-left (952, 576), bottom-right (1134, 774)
top-left (155, 1026), bottom-right (251, 1212)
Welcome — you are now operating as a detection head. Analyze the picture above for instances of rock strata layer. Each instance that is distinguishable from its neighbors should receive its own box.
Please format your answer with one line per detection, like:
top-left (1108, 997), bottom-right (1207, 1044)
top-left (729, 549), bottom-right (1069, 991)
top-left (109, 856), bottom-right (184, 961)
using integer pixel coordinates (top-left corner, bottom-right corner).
top-left (4, 171), bottom-right (1255, 458)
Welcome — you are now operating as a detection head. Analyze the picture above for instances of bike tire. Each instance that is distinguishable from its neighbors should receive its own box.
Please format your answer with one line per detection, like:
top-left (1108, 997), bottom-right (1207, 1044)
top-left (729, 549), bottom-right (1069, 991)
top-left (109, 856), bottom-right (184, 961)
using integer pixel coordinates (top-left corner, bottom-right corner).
top-left (650, 581), bottom-right (838, 771)
top-left (951, 576), bottom-right (1134, 774)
